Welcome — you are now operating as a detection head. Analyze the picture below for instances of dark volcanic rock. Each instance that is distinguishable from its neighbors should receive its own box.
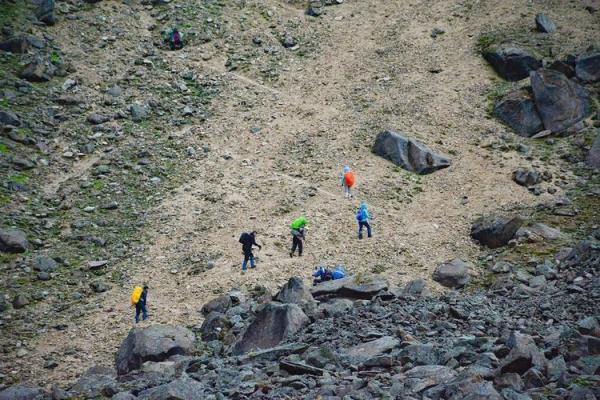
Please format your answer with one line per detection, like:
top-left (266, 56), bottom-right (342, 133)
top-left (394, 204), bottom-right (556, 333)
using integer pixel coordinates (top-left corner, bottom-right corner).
top-left (372, 130), bottom-right (451, 174)
top-left (483, 47), bottom-right (541, 81)
top-left (548, 60), bottom-right (575, 78)
top-left (232, 302), bottom-right (309, 355)
top-left (530, 69), bottom-right (590, 133)
top-left (346, 336), bottom-right (399, 364)
top-left (310, 275), bottom-right (388, 300)
top-left (33, 256), bottom-right (58, 273)
top-left (576, 53), bottom-right (600, 82)
top-left (20, 58), bottom-right (56, 82)
top-left (200, 295), bottom-right (231, 316)
top-left (494, 91), bottom-right (543, 137)
top-left (0, 110), bottom-right (22, 127)
top-left (0, 35), bottom-right (32, 54)
top-left (71, 367), bottom-right (118, 398)
top-left (587, 133), bottom-right (600, 168)
top-left (115, 325), bottom-right (195, 375)
top-left (512, 168), bottom-right (541, 187)
top-left (35, 0), bottom-right (56, 25)
top-left (0, 384), bottom-right (49, 400)
top-left (0, 228), bottom-right (29, 253)
top-left (471, 215), bottom-right (523, 248)
top-left (274, 276), bottom-right (315, 305)
top-left (87, 113), bottom-right (111, 125)
top-left (433, 259), bottom-right (471, 289)
top-left (137, 377), bottom-right (205, 399)
top-left (535, 14), bottom-right (556, 33)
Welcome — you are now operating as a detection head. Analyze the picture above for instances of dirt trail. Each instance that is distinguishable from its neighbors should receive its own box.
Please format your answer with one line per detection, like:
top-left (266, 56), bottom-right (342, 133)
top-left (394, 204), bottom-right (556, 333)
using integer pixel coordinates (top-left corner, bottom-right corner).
top-left (23, 0), bottom-right (558, 384)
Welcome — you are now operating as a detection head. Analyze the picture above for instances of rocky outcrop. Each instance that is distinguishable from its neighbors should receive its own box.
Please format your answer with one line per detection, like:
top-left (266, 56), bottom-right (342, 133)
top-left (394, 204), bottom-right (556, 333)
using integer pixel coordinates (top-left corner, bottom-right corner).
top-left (535, 14), bottom-right (556, 33)
top-left (310, 274), bottom-right (388, 300)
top-left (0, 384), bottom-right (49, 400)
top-left (372, 131), bottom-right (451, 175)
top-left (483, 47), bottom-right (541, 81)
top-left (587, 133), bottom-right (600, 168)
top-left (232, 302), bottom-right (309, 355)
top-left (432, 259), bottom-right (471, 289)
top-left (115, 325), bottom-right (195, 375)
top-left (512, 168), bottom-right (541, 187)
top-left (20, 58), bottom-right (56, 82)
top-left (0, 228), bottom-right (29, 253)
top-left (471, 215), bottom-right (523, 248)
top-left (576, 53), bottom-right (600, 82)
top-left (530, 69), bottom-right (590, 133)
top-left (493, 91), bottom-right (543, 137)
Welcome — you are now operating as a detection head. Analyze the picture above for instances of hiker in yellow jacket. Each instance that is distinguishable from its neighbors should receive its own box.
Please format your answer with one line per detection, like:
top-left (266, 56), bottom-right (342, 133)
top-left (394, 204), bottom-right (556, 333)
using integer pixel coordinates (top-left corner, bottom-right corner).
top-left (131, 285), bottom-right (149, 323)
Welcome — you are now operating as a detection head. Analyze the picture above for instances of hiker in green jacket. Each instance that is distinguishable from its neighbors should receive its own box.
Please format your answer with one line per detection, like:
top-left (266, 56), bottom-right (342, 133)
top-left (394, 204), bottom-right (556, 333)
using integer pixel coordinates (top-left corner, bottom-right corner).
top-left (290, 216), bottom-right (307, 257)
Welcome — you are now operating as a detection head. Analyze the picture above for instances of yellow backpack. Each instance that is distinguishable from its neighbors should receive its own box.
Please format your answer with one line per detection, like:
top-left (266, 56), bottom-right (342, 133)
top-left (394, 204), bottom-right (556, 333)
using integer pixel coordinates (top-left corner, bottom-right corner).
top-left (131, 286), bottom-right (143, 305)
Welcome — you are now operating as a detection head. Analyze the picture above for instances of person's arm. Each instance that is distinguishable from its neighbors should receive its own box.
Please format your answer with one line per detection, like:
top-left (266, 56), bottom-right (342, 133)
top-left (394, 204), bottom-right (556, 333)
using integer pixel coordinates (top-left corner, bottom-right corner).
top-left (252, 237), bottom-right (262, 249)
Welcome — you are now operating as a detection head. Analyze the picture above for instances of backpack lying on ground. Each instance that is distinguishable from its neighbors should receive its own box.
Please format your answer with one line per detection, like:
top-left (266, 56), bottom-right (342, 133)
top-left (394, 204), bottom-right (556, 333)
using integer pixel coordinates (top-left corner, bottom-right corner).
top-left (131, 286), bottom-right (143, 305)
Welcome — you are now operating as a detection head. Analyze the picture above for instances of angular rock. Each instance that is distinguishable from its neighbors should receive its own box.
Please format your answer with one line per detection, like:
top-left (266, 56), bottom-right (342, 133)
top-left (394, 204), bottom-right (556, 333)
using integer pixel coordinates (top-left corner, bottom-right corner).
top-left (404, 365), bottom-right (457, 392)
top-left (239, 343), bottom-right (310, 362)
top-left (500, 332), bottom-right (547, 374)
top-left (280, 358), bottom-right (325, 376)
top-left (535, 14), bottom-right (556, 33)
top-left (137, 377), bottom-right (205, 400)
top-left (491, 261), bottom-right (514, 273)
top-left (471, 215), bottom-right (523, 249)
top-left (548, 60), bottom-right (575, 78)
top-left (319, 298), bottom-right (353, 317)
top-left (310, 274), bottom-right (388, 300)
top-left (87, 113), bottom-right (110, 125)
top-left (494, 91), bottom-right (543, 137)
top-left (345, 336), bottom-right (399, 364)
top-left (400, 343), bottom-right (440, 365)
top-left (432, 259), bottom-right (471, 289)
top-left (587, 133), bottom-right (600, 169)
top-left (576, 53), bottom-right (600, 82)
top-left (512, 168), bottom-right (541, 187)
top-left (33, 256), bottom-right (58, 273)
top-left (0, 110), bottom-right (22, 127)
top-left (35, 0), bottom-right (56, 25)
top-left (483, 47), bottom-right (541, 81)
top-left (71, 367), bottom-right (118, 398)
top-left (20, 58), bottom-right (56, 82)
top-left (90, 281), bottom-right (110, 293)
top-left (402, 279), bottom-right (429, 296)
top-left (530, 69), bottom-right (590, 133)
top-left (12, 294), bottom-right (29, 309)
top-left (201, 295), bottom-right (231, 316)
top-left (130, 104), bottom-right (148, 122)
top-left (115, 325), bottom-right (195, 375)
top-left (0, 229), bottom-right (29, 253)
top-left (0, 384), bottom-right (49, 400)
top-left (232, 303), bottom-right (309, 355)
top-left (372, 130), bottom-right (451, 175)
top-left (199, 311), bottom-right (230, 341)
top-left (0, 36), bottom-right (31, 54)
top-left (274, 277), bottom-right (314, 304)
top-left (577, 317), bottom-right (600, 336)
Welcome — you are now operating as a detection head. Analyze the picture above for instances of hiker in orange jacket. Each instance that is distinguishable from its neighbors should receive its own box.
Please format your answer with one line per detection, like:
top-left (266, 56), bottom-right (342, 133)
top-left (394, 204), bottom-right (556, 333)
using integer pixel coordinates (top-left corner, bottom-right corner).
top-left (341, 166), bottom-right (355, 198)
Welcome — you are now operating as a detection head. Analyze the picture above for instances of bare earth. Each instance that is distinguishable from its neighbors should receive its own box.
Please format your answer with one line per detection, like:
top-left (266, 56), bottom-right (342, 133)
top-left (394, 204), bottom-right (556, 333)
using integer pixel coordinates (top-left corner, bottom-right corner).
top-left (6, 0), bottom-right (598, 385)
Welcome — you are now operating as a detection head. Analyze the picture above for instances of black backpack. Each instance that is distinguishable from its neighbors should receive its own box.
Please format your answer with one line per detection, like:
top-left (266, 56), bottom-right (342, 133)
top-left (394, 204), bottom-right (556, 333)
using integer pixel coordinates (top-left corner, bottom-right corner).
top-left (239, 232), bottom-right (252, 245)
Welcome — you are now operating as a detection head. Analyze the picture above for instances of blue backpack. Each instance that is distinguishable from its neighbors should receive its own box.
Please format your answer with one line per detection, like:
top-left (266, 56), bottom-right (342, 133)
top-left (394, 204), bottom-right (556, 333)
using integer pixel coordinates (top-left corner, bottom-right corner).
top-left (356, 208), bottom-right (368, 222)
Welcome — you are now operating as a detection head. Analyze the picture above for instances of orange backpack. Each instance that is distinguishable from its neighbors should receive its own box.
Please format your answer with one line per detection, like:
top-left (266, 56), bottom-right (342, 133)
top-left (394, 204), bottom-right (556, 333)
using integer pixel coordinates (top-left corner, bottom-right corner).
top-left (344, 172), bottom-right (355, 188)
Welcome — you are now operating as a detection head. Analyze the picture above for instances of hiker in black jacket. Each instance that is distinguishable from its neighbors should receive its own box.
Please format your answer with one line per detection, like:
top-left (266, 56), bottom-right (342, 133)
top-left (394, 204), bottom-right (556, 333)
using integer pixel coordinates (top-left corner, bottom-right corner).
top-left (239, 231), bottom-right (262, 272)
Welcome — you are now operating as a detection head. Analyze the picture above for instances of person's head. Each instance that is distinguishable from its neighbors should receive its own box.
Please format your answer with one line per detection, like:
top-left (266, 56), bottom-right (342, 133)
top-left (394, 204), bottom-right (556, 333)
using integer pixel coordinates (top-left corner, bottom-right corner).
top-left (251, 230), bottom-right (257, 236)
top-left (343, 165), bottom-right (350, 173)
top-left (143, 284), bottom-right (148, 290)
top-left (360, 202), bottom-right (368, 210)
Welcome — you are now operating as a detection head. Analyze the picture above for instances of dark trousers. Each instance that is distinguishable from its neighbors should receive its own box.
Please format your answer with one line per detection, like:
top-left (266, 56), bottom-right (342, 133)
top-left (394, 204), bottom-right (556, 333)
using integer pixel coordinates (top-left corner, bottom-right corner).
top-left (135, 303), bottom-right (148, 323)
top-left (358, 221), bottom-right (372, 239)
top-left (291, 236), bottom-right (303, 256)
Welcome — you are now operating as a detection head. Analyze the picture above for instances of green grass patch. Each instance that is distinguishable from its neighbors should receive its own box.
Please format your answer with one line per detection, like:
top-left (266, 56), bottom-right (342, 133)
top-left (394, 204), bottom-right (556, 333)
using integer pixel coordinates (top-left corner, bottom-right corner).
top-left (0, 143), bottom-right (8, 154)
top-left (486, 81), bottom-right (518, 115)
top-left (0, 1), bottom-right (28, 29)
top-left (9, 173), bottom-right (29, 185)
top-left (50, 52), bottom-right (61, 65)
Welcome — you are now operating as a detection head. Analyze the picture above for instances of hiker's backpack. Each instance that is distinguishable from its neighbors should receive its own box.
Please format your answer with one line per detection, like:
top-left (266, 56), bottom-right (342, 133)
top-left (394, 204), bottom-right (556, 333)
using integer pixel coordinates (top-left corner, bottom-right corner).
top-left (344, 171), bottom-right (355, 188)
top-left (131, 286), bottom-right (143, 305)
top-left (356, 208), bottom-right (368, 222)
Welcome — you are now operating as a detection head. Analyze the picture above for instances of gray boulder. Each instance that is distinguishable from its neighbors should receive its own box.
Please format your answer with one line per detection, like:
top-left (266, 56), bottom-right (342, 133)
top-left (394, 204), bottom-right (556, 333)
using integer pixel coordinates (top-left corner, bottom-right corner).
top-left (199, 311), bottom-right (230, 341)
top-left (587, 133), bottom-right (600, 168)
top-left (432, 259), bottom-right (471, 289)
top-left (71, 367), bottom-right (119, 398)
top-left (402, 279), bottom-right (430, 296)
top-left (0, 384), bottom-right (49, 400)
top-left (500, 332), bottom-right (547, 374)
top-left (0, 36), bottom-right (31, 53)
top-left (115, 325), bottom-right (195, 375)
top-left (200, 295), bottom-right (231, 316)
top-left (372, 130), bottom-right (451, 174)
top-left (130, 104), bottom-right (148, 122)
top-left (35, 0), bottom-right (56, 25)
top-left (345, 336), bottom-right (399, 364)
top-left (311, 274), bottom-right (388, 300)
top-left (319, 298), bottom-right (354, 317)
top-left (471, 215), bottom-right (523, 249)
top-left (32, 256), bottom-right (58, 273)
top-left (232, 302), bottom-right (309, 355)
top-left (111, 393), bottom-right (137, 400)
top-left (20, 58), bottom-right (56, 82)
top-left (483, 47), bottom-right (541, 81)
top-left (494, 91), bottom-right (543, 137)
top-left (0, 110), bottom-right (22, 127)
top-left (530, 69), bottom-right (590, 133)
top-left (274, 276), bottom-right (315, 308)
top-left (512, 168), bottom-right (541, 187)
top-left (0, 228), bottom-right (29, 253)
top-left (87, 113), bottom-right (111, 125)
top-left (137, 377), bottom-right (205, 400)
top-left (576, 53), bottom-right (600, 82)
top-left (535, 14), bottom-right (556, 33)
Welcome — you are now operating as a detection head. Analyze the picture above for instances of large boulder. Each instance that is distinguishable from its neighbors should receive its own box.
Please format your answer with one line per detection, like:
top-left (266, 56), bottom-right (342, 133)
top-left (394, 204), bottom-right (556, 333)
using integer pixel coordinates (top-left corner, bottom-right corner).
top-left (494, 91), bottom-right (544, 137)
top-left (35, 0), bottom-right (56, 25)
top-left (137, 377), bottom-right (206, 400)
top-left (587, 132), bottom-right (600, 168)
top-left (512, 168), bottom-right (541, 187)
top-left (115, 325), bottom-right (195, 375)
top-left (310, 274), bottom-right (388, 300)
top-left (471, 215), bottom-right (523, 249)
top-left (576, 53), bottom-right (600, 82)
top-left (0, 384), bottom-right (49, 400)
top-left (530, 69), bottom-right (590, 133)
top-left (500, 332), bottom-right (547, 374)
top-left (32, 256), bottom-right (58, 272)
top-left (432, 259), bottom-right (471, 289)
top-left (200, 295), bottom-right (231, 316)
top-left (0, 228), bottom-right (29, 253)
top-left (274, 276), bottom-right (315, 306)
top-left (372, 131), bottom-right (451, 174)
top-left (20, 58), bottom-right (56, 82)
top-left (535, 14), bottom-right (556, 33)
top-left (232, 302), bottom-right (309, 355)
top-left (345, 336), bottom-right (399, 365)
top-left (70, 367), bottom-right (119, 398)
top-left (0, 36), bottom-right (31, 54)
top-left (483, 47), bottom-right (541, 81)
top-left (0, 110), bottom-right (22, 127)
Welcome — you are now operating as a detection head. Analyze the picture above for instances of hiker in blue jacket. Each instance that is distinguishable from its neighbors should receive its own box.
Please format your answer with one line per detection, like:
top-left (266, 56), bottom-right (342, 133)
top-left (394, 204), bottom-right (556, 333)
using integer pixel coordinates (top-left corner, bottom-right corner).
top-left (356, 202), bottom-right (372, 239)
